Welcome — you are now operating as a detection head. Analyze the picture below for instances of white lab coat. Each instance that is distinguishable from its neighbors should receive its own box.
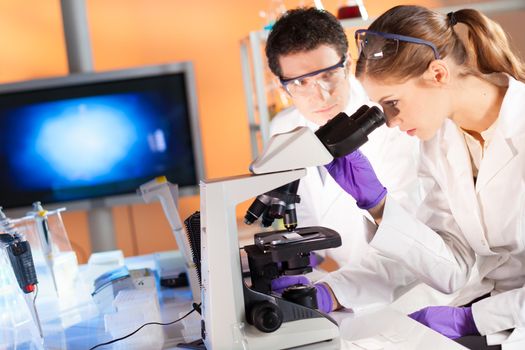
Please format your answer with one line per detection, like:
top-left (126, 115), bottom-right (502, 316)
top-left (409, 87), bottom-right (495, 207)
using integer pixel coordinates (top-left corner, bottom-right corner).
top-left (269, 76), bottom-right (421, 265)
top-left (323, 75), bottom-right (525, 348)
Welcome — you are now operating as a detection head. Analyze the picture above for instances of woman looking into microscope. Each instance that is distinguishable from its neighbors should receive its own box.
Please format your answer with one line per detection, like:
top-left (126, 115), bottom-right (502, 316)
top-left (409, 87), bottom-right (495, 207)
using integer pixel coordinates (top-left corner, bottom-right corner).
top-left (314, 5), bottom-right (525, 350)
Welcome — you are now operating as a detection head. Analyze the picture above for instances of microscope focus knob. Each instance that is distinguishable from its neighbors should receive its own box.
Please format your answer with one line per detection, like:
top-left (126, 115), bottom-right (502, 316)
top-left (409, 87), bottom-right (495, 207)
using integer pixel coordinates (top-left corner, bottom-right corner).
top-left (282, 284), bottom-right (317, 309)
top-left (249, 301), bottom-right (283, 333)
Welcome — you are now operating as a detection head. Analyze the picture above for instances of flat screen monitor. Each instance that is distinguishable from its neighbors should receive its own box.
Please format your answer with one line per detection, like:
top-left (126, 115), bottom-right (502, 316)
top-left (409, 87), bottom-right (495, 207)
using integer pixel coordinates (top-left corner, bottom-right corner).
top-left (0, 62), bottom-right (204, 212)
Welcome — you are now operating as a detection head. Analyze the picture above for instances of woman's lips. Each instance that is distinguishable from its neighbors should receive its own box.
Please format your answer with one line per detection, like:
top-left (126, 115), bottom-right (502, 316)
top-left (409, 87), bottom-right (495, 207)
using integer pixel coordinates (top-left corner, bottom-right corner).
top-left (406, 128), bottom-right (417, 136)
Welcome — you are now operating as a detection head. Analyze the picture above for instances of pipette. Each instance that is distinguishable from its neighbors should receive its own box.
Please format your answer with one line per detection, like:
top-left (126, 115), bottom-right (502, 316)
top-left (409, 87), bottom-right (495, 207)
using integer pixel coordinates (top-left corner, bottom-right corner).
top-left (0, 208), bottom-right (43, 338)
top-left (29, 202), bottom-right (61, 293)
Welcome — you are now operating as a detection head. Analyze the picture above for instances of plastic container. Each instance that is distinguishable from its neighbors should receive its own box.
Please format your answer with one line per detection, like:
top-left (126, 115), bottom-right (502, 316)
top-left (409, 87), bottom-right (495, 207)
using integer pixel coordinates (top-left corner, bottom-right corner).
top-left (337, 0), bottom-right (368, 20)
top-left (104, 289), bottom-right (165, 350)
top-left (11, 206), bottom-right (98, 329)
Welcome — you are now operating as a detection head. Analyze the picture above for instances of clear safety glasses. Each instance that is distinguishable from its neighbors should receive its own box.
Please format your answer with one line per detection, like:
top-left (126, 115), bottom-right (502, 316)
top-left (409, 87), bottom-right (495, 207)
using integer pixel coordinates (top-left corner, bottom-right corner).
top-left (355, 29), bottom-right (441, 60)
top-left (280, 56), bottom-right (347, 98)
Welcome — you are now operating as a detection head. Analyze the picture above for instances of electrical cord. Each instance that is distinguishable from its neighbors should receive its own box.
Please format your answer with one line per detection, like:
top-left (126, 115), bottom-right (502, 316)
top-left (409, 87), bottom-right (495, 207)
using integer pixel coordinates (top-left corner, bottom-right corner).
top-left (33, 284), bottom-right (43, 335)
top-left (33, 283), bottom-right (39, 305)
top-left (87, 302), bottom-right (201, 350)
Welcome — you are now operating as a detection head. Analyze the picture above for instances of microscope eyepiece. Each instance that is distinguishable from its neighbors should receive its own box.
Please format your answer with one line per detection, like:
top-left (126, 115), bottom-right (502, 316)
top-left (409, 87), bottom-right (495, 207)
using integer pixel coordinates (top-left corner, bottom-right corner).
top-left (315, 105), bottom-right (386, 158)
top-left (356, 106), bottom-right (385, 135)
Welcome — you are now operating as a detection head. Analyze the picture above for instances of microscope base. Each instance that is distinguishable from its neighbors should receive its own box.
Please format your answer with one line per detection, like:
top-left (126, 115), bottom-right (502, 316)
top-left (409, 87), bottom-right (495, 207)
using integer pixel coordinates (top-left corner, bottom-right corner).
top-left (244, 317), bottom-right (339, 349)
top-left (177, 338), bottom-right (205, 349)
top-left (180, 318), bottom-right (338, 350)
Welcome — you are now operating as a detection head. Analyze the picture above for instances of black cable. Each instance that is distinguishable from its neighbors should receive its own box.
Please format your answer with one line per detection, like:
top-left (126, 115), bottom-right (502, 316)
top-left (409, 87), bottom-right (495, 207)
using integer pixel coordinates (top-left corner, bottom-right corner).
top-left (33, 283), bottom-right (39, 308)
top-left (32, 284), bottom-right (43, 337)
top-left (87, 303), bottom-right (201, 350)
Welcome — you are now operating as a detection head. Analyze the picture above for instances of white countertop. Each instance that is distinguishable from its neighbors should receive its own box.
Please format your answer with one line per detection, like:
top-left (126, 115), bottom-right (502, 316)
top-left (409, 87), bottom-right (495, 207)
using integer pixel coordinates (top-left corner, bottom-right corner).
top-left (35, 253), bottom-right (467, 350)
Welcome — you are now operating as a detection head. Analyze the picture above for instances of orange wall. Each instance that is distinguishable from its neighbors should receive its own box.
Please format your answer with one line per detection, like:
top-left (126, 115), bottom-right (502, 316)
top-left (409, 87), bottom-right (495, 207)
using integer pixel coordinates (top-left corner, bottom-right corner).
top-left (9, 0), bottom-right (517, 263)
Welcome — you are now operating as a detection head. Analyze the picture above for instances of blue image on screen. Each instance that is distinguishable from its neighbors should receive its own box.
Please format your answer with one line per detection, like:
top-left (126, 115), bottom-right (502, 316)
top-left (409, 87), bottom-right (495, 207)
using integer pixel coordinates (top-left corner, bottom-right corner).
top-left (0, 89), bottom-right (197, 206)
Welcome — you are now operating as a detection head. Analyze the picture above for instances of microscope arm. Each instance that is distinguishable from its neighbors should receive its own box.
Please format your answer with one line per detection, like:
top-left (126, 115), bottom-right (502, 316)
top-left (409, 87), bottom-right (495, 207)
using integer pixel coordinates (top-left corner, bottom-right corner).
top-left (250, 126), bottom-right (333, 174)
top-left (250, 105), bottom-right (385, 174)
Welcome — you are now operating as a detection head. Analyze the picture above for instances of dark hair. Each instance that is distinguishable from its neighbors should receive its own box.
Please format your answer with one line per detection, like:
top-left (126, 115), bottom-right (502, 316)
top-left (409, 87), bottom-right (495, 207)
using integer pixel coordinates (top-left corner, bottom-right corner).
top-left (355, 5), bottom-right (525, 83)
top-left (266, 7), bottom-right (348, 78)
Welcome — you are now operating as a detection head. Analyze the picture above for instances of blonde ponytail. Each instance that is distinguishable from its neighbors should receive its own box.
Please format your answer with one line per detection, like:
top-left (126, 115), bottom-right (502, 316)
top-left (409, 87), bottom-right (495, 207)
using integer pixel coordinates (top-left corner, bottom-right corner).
top-left (454, 9), bottom-right (525, 82)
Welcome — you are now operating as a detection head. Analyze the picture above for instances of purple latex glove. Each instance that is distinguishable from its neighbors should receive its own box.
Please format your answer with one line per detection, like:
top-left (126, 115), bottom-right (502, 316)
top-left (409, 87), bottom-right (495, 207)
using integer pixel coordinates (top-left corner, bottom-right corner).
top-left (271, 276), bottom-right (333, 313)
top-left (271, 275), bottom-right (310, 294)
top-left (409, 306), bottom-right (479, 339)
top-left (309, 252), bottom-right (323, 268)
top-left (325, 150), bottom-right (387, 210)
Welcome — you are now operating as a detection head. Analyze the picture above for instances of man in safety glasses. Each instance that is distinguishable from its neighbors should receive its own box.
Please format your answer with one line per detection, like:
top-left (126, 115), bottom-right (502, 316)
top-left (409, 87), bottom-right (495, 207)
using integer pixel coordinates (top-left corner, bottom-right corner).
top-left (265, 7), bottom-right (421, 269)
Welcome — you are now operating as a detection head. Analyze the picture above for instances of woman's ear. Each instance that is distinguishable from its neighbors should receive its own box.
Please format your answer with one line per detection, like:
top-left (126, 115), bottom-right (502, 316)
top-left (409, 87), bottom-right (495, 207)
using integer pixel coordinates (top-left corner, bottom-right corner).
top-left (422, 60), bottom-right (450, 86)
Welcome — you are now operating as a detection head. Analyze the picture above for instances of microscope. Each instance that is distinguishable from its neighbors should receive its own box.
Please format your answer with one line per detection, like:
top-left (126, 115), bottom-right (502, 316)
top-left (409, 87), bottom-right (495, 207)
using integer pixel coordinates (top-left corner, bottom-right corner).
top-left (182, 105), bottom-right (385, 350)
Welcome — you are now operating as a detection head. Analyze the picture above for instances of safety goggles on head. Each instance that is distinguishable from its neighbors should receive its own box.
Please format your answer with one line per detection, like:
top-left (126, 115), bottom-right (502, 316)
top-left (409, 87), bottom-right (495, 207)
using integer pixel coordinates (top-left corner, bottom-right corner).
top-left (355, 29), bottom-right (441, 60)
top-left (280, 55), bottom-right (347, 98)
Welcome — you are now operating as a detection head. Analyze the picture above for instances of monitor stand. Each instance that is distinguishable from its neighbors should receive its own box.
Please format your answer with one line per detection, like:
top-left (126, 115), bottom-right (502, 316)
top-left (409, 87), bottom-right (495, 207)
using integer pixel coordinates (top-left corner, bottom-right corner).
top-left (88, 207), bottom-right (117, 252)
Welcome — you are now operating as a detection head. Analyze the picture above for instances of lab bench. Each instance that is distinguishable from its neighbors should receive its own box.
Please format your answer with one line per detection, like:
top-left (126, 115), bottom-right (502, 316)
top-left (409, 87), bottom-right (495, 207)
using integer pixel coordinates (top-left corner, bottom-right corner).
top-left (28, 252), bottom-right (468, 350)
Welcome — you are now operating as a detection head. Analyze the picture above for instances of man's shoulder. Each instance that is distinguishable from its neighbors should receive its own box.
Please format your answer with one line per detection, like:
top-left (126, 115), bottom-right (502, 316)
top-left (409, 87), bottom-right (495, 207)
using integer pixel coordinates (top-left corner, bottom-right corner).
top-left (269, 107), bottom-right (306, 135)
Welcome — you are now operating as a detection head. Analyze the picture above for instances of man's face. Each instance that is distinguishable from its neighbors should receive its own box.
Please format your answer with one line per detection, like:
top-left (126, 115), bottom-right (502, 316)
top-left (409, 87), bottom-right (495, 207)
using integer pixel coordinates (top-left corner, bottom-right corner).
top-left (278, 45), bottom-right (350, 126)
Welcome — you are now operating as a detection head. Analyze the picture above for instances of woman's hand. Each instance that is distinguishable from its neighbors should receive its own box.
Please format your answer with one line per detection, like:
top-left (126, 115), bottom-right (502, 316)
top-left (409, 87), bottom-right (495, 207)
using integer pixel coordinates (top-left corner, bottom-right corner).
top-left (271, 277), bottom-right (338, 313)
top-left (409, 306), bottom-right (479, 339)
top-left (325, 150), bottom-right (387, 222)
